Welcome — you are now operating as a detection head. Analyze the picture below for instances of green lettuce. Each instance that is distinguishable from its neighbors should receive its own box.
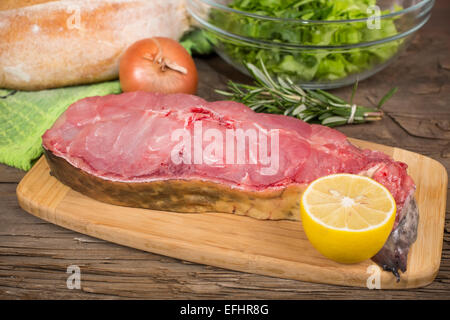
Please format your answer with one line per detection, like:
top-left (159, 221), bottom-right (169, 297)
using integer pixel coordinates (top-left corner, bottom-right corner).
top-left (180, 29), bottom-right (214, 55)
top-left (207, 0), bottom-right (403, 82)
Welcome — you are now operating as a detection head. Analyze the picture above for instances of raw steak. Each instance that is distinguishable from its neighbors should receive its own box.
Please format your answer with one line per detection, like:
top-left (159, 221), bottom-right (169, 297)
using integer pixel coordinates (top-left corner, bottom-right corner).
top-left (42, 92), bottom-right (418, 279)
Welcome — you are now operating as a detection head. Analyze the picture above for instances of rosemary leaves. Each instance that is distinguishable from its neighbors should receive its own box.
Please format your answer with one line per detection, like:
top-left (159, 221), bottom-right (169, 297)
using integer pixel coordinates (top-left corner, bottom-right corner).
top-left (216, 61), bottom-right (397, 127)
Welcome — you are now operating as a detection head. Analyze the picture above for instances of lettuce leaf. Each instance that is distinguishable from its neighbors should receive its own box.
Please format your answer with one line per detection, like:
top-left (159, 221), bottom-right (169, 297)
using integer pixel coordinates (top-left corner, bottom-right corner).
top-left (208, 0), bottom-right (402, 82)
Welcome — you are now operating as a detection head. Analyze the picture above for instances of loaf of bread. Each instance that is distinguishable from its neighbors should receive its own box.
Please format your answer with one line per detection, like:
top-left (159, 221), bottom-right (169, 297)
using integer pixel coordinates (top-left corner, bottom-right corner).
top-left (0, 0), bottom-right (190, 90)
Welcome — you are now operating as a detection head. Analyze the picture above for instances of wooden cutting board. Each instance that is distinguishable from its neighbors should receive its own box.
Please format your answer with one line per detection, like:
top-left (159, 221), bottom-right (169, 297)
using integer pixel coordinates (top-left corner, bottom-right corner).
top-left (16, 139), bottom-right (447, 289)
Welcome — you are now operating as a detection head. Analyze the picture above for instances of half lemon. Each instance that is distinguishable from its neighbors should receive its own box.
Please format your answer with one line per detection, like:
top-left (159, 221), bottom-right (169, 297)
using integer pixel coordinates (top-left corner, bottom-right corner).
top-left (300, 173), bottom-right (396, 264)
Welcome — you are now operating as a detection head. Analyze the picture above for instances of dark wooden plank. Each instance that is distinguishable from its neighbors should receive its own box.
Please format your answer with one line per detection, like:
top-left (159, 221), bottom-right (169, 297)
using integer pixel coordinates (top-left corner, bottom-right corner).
top-left (0, 180), bottom-right (449, 299)
top-left (0, 164), bottom-right (25, 183)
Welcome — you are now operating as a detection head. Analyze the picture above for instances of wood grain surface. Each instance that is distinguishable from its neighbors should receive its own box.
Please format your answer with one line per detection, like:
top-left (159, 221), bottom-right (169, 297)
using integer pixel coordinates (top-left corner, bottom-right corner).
top-left (15, 139), bottom-right (447, 289)
top-left (0, 1), bottom-right (449, 300)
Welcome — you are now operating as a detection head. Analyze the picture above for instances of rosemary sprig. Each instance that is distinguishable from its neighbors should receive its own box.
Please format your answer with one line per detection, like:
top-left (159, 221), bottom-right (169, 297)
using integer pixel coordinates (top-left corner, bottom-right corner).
top-left (216, 61), bottom-right (397, 127)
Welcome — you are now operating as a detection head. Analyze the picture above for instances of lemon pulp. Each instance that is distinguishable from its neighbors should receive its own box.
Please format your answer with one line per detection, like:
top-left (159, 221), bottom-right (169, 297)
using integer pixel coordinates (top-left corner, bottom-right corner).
top-left (300, 174), bottom-right (396, 264)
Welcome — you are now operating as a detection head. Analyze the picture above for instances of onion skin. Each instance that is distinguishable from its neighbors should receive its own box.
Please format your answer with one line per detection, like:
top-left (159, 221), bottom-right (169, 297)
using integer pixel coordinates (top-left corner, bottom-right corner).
top-left (119, 37), bottom-right (198, 94)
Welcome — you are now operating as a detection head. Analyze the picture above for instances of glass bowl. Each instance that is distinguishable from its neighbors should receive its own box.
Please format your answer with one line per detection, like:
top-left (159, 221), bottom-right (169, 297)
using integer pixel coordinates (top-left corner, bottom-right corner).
top-left (187, 0), bottom-right (434, 89)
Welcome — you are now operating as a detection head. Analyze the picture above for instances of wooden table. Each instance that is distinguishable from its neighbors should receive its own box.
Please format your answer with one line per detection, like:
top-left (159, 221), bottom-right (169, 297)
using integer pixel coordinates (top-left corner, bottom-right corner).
top-left (1, 2), bottom-right (449, 300)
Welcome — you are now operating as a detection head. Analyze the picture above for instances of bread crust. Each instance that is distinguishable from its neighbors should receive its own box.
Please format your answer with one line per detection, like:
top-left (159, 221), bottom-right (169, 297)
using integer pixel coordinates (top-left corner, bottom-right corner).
top-left (0, 0), bottom-right (57, 11)
top-left (0, 0), bottom-right (190, 90)
top-left (44, 149), bottom-right (305, 221)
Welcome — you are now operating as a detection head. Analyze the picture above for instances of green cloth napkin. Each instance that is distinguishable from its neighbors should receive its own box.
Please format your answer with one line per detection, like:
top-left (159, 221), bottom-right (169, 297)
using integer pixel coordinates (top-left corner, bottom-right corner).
top-left (0, 81), bottom-right (122, 171)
